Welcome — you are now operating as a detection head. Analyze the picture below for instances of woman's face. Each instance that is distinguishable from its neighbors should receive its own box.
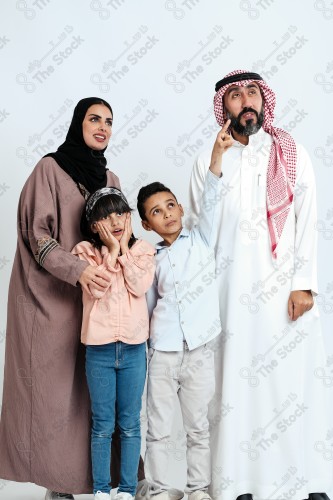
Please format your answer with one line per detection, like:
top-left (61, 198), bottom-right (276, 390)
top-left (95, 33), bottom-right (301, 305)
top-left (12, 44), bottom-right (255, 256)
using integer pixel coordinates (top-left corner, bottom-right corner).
top-left (82, 103), bottom-right (113, 150)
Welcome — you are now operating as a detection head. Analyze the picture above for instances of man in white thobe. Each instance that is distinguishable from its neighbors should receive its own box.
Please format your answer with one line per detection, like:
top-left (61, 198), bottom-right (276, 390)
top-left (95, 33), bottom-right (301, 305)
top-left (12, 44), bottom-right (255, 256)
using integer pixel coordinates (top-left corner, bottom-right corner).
top-left (189, 70), bottom-right (332, 500)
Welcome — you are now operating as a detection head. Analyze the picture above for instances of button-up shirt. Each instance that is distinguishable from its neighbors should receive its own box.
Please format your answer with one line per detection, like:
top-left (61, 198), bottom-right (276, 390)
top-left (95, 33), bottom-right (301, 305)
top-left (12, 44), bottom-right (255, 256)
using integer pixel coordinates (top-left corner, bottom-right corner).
top-left (147, 170), bottom-right (222, 351)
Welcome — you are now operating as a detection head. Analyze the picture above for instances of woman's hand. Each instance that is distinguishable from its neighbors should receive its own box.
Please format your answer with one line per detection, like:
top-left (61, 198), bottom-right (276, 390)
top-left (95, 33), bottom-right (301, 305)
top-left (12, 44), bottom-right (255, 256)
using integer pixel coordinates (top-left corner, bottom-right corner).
top-left (120, 213), bottom-right (132, 255)
top-left (78, 265), bottom-right (111, 296)
top-left (95, 221), bottom-right (120, 255)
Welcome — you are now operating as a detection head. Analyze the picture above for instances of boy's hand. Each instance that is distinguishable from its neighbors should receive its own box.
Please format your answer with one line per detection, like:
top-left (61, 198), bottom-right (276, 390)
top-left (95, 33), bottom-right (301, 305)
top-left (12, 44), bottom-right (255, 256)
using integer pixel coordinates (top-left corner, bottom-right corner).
top-left (96, 222), bottom-right (120, 255)
top-left (209, 119), bottom-right (233, 176)
top-left (120, 213), bottom-right (133, 255)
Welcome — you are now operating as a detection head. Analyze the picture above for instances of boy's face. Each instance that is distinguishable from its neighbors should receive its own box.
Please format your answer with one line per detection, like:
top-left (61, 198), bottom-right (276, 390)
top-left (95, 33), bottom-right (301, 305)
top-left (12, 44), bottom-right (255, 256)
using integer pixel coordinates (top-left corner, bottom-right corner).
top-left (141, 191), bottom-right (184, 241)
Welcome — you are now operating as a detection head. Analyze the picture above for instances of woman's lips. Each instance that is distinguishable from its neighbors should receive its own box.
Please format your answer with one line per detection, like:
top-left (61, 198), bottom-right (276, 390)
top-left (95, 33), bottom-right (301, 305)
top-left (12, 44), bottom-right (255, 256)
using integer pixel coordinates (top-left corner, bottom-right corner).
top-left (94, 134), bottom-right (106, 142)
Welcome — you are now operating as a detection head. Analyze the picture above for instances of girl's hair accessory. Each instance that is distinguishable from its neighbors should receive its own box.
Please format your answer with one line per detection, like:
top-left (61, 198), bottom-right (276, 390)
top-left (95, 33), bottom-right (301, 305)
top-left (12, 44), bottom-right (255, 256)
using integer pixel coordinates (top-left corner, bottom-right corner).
top-left (86, 187), bottom-right (128, 219)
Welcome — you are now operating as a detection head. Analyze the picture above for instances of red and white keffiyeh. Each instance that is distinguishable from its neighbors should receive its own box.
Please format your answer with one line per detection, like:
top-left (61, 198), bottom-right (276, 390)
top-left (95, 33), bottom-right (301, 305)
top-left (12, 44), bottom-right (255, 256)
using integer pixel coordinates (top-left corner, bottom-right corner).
top-left (214, 69), bottom-right (297, 258)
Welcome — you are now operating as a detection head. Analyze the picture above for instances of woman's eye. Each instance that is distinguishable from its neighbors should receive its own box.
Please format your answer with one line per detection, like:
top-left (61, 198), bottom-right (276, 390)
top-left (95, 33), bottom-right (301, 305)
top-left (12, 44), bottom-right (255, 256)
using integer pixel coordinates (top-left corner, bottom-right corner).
top-left (117, 212), bottom-right (123, 216)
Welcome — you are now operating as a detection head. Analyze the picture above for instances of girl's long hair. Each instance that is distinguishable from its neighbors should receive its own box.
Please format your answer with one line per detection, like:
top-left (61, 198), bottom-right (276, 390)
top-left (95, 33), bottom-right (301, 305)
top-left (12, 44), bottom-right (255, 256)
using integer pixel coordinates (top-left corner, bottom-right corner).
top-left (81, 190), bottom-right (136, 250)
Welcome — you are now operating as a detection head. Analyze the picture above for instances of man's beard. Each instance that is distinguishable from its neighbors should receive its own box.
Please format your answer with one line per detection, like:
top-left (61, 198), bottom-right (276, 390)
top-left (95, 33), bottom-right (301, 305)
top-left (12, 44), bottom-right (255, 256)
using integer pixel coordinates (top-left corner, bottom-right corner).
top-left (226, 106), bottom-right (264, 136)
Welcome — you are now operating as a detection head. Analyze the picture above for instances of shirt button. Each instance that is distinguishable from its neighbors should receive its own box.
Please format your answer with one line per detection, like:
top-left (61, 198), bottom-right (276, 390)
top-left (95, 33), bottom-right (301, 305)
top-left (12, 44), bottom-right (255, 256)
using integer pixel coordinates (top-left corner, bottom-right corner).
top-left (175, 281), bottom-right (179, 285)
top-left (181, 321), bottom-right (184, 325)
top-left (172, 264), bottom-right (175, 267)
top-left (178, 300), bottom-right (182, 304)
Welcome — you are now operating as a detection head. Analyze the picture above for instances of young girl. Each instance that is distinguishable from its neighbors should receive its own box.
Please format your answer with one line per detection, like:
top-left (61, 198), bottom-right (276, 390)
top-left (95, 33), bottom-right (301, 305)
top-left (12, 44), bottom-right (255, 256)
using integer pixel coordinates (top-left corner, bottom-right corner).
top-left (72, 187), bottom-right (155, 500)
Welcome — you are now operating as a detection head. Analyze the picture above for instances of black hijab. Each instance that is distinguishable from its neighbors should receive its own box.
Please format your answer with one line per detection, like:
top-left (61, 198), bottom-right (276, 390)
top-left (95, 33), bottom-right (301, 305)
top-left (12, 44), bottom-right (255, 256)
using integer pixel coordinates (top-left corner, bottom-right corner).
top-left (45, 97), bottom-right (113, 193)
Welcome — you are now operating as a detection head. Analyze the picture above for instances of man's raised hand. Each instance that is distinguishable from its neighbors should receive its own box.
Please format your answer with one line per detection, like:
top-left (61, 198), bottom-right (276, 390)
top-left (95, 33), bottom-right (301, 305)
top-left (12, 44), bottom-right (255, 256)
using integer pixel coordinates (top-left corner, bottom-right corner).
top-left (209, 119), bottom-right (233, 177)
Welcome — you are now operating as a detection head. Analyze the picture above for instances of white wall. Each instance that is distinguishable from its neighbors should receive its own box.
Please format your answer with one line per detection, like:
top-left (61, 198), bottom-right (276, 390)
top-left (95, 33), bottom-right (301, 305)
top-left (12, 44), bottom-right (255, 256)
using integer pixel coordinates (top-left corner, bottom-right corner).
top-left (0, 0), bottom-right (333, 497)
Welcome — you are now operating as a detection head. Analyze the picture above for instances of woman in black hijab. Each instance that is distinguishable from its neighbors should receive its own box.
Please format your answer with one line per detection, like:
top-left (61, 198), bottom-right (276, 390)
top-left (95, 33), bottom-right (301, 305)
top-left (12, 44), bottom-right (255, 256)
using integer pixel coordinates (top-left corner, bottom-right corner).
top-left (46, 97), bottom-right (111, 193)
top-left (0, 98), bottom-right (146, 500)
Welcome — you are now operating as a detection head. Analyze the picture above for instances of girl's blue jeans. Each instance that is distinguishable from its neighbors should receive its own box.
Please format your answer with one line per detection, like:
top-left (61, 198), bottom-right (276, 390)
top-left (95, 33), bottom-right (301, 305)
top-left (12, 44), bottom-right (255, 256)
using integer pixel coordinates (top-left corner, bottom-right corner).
top-left (85, 341), bottom-right (146, 495)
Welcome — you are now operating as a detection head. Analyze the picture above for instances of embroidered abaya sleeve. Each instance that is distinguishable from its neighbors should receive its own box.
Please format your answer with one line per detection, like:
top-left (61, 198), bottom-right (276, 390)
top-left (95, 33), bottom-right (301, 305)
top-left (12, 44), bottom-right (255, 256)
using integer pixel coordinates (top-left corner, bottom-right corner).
top-left (18, 158), bottom-right (88, 286)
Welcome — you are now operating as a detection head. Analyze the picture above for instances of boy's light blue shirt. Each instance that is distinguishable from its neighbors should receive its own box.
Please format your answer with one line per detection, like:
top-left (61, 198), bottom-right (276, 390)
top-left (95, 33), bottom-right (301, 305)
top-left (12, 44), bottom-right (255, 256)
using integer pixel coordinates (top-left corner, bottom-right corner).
top-left (147, 169), bottom-right (222, 351)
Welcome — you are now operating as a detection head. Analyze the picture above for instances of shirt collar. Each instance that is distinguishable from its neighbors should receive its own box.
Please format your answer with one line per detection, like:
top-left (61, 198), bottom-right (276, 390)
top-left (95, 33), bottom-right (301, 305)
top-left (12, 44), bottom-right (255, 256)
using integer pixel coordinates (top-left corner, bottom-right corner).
top-left (231, 126), bottom-right (268, 148)
top-left (155, 227), bottom-right (190, 251)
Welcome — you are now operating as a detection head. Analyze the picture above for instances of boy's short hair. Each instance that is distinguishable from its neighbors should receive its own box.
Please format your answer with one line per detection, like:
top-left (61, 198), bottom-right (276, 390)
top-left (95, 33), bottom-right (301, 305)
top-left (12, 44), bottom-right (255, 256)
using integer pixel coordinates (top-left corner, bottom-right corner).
top-left (137, 182), bottom-right (177, 220)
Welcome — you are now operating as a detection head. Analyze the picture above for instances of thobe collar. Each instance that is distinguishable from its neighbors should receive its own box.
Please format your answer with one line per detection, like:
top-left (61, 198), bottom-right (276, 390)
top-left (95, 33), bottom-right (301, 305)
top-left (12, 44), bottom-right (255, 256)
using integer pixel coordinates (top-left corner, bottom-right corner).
top-left (231, 127), bottom-right (269, 148)
top-left (155, 227), bottom-right (190, 252)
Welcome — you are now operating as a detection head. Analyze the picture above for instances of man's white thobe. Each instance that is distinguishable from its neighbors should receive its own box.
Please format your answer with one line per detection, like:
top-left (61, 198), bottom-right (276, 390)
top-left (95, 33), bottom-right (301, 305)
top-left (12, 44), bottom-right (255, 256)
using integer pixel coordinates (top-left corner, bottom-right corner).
top-left (189, 128), bottom-right (332, 500)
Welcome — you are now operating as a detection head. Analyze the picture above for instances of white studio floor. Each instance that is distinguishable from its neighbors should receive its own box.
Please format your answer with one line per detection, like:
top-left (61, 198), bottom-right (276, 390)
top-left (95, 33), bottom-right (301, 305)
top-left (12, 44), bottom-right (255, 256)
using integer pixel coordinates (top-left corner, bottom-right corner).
top-left (0, 482), bottom-right (159, 500)
top-left (0, 482), bottom-right (190, 500)
top-left (0, 483), bottom-right (103, 500)
top-left (2, 481), bottom-right (333, 500)
top-left (0, 481), bottom-right (93, 500)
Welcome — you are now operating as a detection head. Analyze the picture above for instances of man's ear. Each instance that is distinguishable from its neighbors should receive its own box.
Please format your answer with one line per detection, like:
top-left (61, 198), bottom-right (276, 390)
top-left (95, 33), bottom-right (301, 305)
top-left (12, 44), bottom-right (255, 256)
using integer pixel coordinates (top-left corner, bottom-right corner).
top-left (141, 219), bottom-right (152, 231)
top-left (178, 204), bottom-right (184, 217)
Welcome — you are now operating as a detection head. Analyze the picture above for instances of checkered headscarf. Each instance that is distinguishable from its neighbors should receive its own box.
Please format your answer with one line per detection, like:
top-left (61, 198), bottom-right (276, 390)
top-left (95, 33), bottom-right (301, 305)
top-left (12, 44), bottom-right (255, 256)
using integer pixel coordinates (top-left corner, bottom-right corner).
top-left (214, 69), bottom-right (297, 258)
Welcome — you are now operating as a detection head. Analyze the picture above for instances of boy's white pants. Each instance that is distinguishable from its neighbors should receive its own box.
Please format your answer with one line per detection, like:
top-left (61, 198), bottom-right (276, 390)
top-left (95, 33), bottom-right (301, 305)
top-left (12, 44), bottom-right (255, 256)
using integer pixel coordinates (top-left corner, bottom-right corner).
top-left (145, 341), bottom-right (216, 495)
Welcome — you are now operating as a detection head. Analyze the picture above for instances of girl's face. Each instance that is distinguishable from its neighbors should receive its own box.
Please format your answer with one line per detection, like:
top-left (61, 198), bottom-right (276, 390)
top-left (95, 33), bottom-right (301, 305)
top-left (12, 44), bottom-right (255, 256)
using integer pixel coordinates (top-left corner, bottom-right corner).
top-left (82, 104), bottom-right (113, 150)
top-left (91, 211), bottom-right (128, 240)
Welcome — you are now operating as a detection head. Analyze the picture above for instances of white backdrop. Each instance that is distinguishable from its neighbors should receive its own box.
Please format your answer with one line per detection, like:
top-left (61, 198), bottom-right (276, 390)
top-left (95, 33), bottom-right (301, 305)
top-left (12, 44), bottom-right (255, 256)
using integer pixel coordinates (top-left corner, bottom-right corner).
top-left (1, 1), bottom-right (333, 498)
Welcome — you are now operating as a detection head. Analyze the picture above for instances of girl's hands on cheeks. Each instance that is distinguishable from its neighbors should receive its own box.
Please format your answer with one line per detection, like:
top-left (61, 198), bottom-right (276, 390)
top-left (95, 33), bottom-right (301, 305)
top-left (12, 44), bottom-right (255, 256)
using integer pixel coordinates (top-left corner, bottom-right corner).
top-left (119, 213), bottom-right (132, 255)
top-left (95, 221), bottom-right (120, 256)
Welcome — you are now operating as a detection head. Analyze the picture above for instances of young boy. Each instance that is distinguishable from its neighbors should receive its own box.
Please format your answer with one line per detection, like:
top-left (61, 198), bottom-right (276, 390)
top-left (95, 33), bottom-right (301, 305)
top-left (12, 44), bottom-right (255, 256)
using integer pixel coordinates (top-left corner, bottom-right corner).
top-left (137, 121), bottom-right (232, 500)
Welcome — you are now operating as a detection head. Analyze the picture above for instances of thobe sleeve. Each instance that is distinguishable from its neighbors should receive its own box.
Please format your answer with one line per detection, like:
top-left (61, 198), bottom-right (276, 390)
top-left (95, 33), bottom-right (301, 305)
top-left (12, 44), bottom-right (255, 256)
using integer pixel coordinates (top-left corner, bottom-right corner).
top-left (291, 144), bottom-right (318, 295)
top-left (189, 155), bottom-right (221, 247)
top-left (196, 170), bottom-right (222, 246)
top-left (189, 154), bottom-right (207, 220)
top-left (117, 240), bottom-right (156, 297)
top-left (19, 160), bottom-right (88, 286)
